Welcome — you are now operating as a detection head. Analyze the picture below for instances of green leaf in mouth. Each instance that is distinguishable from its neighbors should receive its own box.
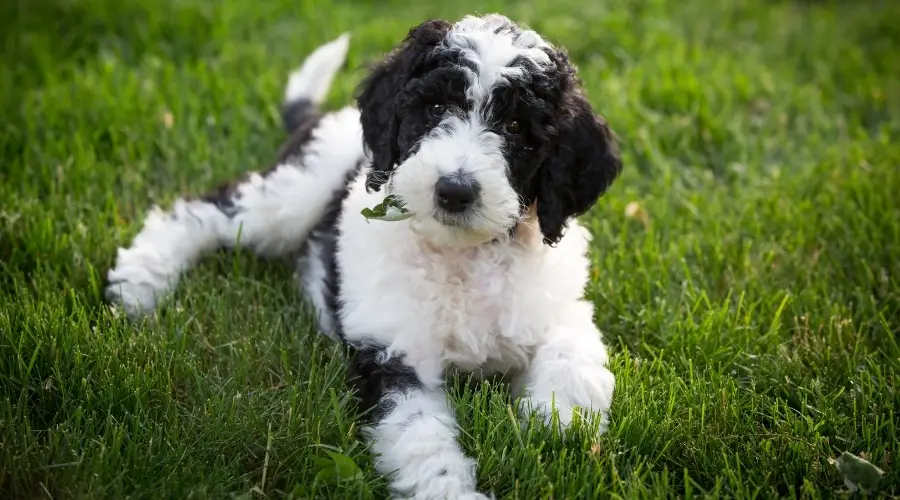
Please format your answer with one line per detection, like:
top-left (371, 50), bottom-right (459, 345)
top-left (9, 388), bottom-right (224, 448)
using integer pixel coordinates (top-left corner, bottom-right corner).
top-left (360, 195), bottom-right (415, 222)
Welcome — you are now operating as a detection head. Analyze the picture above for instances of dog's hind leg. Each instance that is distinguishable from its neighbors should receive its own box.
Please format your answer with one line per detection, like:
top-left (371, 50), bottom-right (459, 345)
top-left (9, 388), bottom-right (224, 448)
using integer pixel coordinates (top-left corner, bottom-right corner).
top-left (105, 34), bottom-right (362, 319)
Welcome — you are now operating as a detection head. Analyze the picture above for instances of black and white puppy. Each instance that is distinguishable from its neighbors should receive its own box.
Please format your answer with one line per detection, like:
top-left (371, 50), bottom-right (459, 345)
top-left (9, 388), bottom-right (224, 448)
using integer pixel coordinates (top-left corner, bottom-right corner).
top-left (106, 14), bottom-right (622, 499)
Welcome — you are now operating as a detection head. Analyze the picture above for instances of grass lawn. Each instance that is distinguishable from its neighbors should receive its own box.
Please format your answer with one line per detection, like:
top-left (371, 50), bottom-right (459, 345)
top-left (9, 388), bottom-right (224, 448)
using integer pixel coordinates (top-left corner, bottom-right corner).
top-left (2, 0), bottom-right (898, 497)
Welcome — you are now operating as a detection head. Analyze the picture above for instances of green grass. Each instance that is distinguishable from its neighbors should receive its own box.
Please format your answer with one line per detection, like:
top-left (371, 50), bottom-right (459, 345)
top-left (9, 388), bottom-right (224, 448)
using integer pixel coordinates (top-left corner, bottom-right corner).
top-left (1, 0), bottom-right (898, 497)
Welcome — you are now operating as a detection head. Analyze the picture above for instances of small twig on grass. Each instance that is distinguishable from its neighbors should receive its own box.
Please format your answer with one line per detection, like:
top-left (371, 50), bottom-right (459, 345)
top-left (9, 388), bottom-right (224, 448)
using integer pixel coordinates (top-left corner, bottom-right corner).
top-left (260, 422), bottom-right (274, 496)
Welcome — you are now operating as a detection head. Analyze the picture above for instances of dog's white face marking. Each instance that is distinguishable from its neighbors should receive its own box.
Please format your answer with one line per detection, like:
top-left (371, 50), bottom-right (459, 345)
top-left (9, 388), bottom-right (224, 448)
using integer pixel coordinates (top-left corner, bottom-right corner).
top-left (448, 15), bottom-right (553, 100)
top-left (387, 16), bottom-right (555, 248)
top-left (392, 115), bottom-right (520, 247)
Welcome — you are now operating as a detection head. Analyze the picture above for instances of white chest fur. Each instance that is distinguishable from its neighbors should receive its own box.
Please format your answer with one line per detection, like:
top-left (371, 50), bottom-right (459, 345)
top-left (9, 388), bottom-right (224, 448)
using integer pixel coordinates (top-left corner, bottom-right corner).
top-left (336, 174), bottom-right (596, 383)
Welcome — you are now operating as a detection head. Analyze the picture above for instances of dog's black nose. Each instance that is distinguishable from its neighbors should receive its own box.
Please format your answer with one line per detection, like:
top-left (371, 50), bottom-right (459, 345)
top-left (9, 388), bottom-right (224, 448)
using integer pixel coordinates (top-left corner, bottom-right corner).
top-left (435, 176), bottom-right (478, 213)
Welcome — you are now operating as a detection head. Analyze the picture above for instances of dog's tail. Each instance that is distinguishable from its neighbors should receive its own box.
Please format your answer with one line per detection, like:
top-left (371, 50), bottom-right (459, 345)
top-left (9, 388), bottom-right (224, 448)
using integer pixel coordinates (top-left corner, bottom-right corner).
top-left (281, 33), bottom-right (351, 134)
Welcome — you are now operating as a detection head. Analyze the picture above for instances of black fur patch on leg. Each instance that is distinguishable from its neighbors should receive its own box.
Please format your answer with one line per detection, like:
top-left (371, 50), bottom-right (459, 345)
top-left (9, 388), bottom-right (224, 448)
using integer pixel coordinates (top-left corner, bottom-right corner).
top-left (200, 180), bottom-right (242, 217)
top-left (346, 341), bottom-right (422, 421)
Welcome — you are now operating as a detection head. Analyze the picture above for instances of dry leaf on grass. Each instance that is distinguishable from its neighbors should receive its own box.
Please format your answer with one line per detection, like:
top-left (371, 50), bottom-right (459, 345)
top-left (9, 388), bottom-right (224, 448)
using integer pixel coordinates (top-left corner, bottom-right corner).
top-left (625, 201), bottom-right (650, 226)
top-left (830, 451), bottom-right (885, 494)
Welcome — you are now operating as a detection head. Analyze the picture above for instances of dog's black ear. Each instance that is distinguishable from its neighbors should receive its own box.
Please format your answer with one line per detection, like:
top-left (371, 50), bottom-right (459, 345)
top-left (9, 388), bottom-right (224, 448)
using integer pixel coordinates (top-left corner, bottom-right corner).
top-left (535, 52), bottom-right (623, 245)
top-left (355, 19), bottom-right (452, 192)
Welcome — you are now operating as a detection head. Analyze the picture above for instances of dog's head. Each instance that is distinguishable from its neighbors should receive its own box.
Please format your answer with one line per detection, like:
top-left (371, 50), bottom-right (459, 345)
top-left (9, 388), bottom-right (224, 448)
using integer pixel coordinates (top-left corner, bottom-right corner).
top-left (356, 14), bottom-right (622, 247)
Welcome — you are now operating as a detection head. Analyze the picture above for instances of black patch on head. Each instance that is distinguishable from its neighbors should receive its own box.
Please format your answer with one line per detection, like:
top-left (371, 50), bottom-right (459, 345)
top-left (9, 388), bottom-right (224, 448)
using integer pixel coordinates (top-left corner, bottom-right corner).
top-left (354, 19), bottom-right (454, 192)
top-left (393, 65), bottom-right (472, 163)
top-left (471, 44), bottom-right (622, 245)
top-left (530, 48), bottom-right (623, 245)
top-left (483, 71), bottom-right (557, 206)
top-left (461, 46), bottom-right (622, 245)
top-left (346, 342), bottom-right (422, 422)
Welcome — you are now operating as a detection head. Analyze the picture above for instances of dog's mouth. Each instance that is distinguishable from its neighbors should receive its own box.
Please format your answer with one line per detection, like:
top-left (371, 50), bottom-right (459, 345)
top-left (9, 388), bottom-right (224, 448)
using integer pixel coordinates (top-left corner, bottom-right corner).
top-left (402, 209), bottom-right (497, 248)
top-left (432, 210), bottom-right (469, 228)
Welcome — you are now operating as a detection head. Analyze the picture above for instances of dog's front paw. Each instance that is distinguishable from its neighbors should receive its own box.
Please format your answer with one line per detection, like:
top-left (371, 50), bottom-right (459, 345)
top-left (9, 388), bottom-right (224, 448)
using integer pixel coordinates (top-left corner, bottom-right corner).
top-left (517, 359), bottom-right (615, 441)
top-left (518, 396), bottom-right (610, 441)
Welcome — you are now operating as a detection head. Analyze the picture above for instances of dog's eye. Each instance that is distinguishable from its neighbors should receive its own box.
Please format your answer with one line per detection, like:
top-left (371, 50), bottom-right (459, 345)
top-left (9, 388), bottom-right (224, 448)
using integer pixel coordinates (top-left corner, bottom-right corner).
top-left (504, 119), bottom-right (523, 136)
top-left (428, 104), bottom-right (446, 118)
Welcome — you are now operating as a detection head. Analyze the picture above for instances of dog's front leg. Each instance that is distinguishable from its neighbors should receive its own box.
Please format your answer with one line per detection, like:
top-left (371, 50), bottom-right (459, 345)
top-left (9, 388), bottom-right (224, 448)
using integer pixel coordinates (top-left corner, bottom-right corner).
top-left (514, 316), bottom-right (616, 439)
top-left (351, 347), bottom-right (489, 500)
